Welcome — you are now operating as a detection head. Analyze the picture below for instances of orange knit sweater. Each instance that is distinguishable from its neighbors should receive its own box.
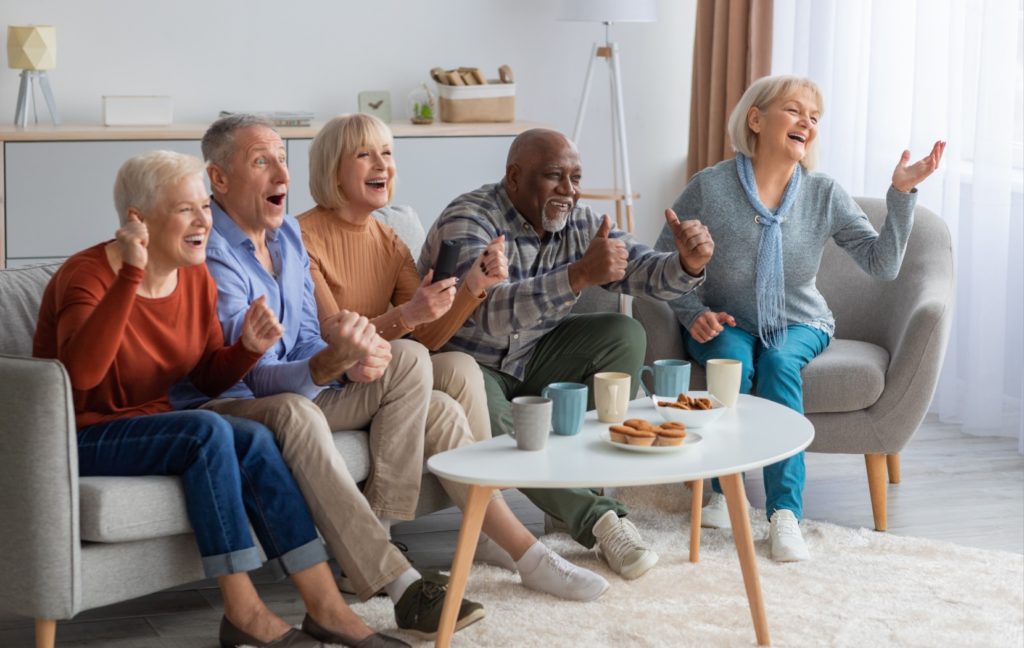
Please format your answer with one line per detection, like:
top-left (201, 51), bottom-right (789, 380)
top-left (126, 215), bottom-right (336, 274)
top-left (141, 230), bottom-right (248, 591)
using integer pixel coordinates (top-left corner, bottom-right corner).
top-left (298, 207), bottom-right (483, 350)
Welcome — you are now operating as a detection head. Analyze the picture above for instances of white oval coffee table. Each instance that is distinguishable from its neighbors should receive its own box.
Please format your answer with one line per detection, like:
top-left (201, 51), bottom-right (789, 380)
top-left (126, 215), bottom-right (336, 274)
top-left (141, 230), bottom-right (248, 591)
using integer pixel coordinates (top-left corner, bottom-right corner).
top-left (428, 394), bottom-right (814, 647)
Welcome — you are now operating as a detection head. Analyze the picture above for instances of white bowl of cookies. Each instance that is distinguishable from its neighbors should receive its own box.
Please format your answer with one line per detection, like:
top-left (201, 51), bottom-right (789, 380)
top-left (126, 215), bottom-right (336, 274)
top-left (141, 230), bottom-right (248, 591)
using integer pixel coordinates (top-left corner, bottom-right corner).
top-left (652, 391), bottom-right (726, 428)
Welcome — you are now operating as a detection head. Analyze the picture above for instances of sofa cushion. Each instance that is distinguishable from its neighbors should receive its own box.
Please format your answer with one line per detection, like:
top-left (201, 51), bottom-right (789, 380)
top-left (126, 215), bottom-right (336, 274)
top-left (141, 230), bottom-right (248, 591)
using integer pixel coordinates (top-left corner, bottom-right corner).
top-left (801, 340), bottom-right (888, 414)
top-left (687, 338), bottom-right (888, 415)
top-left (0, 263), bottom-right (61, 356)
top-left (80, 430), bottom-right (373, 542)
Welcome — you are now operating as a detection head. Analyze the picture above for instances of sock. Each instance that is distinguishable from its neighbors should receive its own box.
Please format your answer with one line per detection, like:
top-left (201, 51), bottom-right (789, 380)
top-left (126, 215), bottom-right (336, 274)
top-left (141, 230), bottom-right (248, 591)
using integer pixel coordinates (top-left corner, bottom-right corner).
top-left (514, 540), bottom-right (546, 573)
top-left (384, 567), bottom-right (421, 604)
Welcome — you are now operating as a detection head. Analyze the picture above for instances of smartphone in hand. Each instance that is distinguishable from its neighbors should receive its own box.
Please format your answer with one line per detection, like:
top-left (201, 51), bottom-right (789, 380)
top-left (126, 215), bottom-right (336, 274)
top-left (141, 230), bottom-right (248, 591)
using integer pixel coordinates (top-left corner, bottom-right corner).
top-left (433, 239), bottom-right (462, 282)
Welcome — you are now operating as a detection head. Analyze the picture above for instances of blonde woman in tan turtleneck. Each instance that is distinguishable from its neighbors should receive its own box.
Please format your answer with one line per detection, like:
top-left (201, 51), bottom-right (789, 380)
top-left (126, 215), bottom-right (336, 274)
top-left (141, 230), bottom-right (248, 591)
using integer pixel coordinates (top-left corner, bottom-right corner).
top-left (297, 114), bottom-right (611, 602)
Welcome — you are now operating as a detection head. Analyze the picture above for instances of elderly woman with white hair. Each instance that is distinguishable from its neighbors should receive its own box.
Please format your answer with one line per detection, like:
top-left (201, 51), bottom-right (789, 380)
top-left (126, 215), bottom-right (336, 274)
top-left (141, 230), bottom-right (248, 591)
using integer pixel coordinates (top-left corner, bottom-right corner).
top-left (655, 75), bottom-right (944, 562)
top-left (33, 151), bottom-right (409, 647)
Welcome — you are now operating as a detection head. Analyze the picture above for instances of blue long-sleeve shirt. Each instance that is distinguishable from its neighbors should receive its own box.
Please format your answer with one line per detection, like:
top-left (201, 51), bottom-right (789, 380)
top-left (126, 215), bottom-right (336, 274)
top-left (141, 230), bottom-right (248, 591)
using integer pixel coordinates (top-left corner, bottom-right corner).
top-left (171, 200), bottom-right (331, 409)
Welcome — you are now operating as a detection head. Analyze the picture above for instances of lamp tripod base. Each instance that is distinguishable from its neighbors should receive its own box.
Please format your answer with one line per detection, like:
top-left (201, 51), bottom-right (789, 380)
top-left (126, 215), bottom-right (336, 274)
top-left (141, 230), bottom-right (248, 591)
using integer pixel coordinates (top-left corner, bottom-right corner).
top-left (14, 70), bottom-right (61, 128)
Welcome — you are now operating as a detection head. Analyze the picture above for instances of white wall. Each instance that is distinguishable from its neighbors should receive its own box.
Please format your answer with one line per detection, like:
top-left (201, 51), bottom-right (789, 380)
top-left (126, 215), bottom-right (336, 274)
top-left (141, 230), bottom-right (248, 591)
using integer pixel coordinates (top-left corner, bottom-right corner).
top-left (1, 0), bottom-right (696, 245)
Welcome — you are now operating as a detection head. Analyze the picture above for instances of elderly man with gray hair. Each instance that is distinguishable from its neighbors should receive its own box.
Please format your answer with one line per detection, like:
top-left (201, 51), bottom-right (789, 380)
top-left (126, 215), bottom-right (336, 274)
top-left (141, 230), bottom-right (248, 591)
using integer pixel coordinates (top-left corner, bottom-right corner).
top-left (170, 114), bottom-right (484, 644)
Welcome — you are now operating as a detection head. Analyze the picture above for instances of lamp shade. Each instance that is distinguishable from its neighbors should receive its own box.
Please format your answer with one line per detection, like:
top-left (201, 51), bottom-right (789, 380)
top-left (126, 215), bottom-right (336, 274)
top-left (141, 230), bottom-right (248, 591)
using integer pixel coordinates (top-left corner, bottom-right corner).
top-left (7, 25), bottom-right (57, 71)
top-left (557, 0), bottom-right (657, 23)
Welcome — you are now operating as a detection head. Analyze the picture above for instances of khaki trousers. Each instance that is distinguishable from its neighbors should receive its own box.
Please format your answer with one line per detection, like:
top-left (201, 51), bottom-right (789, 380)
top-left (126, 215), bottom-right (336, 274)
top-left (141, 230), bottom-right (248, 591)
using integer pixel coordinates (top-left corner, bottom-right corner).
top-left (204, 339), bottom-right (431, 599)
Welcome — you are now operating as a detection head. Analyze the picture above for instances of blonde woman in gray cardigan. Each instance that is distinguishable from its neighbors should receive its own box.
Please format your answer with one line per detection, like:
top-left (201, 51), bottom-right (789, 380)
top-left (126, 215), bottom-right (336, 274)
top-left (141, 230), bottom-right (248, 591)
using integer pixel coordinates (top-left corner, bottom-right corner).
top-left (655, 75), bottom-right (944, 562)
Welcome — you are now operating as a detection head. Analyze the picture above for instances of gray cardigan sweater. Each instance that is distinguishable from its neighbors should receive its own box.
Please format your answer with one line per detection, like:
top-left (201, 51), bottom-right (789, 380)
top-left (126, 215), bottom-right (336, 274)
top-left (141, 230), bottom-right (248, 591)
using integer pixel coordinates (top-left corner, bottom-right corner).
top-left (654, 158), bottom-right (917, 337)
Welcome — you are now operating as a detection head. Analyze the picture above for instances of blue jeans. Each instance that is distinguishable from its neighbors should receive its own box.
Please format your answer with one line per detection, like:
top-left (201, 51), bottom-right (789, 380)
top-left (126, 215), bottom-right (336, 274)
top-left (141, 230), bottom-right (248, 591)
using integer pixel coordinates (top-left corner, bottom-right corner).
top-left (685, 324), bottom-right (830, 520)
top-left (77, 410), bottom-right (327, 578)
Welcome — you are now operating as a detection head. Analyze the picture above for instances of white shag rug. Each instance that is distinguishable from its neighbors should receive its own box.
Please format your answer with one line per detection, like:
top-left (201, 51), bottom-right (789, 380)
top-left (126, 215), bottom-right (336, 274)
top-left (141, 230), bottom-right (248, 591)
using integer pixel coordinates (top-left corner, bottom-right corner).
top-left (347, 484), bottom-right (1023, 647)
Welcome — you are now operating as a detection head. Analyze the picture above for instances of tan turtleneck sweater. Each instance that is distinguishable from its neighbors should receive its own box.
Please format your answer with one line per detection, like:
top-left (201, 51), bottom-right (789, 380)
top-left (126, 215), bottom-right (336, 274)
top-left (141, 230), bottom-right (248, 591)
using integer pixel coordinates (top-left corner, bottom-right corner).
top-left (298, 206), bottom-right (484, 350)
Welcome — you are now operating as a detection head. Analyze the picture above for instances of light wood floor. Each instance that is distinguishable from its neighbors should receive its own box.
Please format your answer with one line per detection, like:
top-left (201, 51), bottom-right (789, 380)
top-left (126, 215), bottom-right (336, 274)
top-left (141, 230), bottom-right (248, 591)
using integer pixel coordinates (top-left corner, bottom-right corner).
top-left (1, 416), bottom-right (1020, 646)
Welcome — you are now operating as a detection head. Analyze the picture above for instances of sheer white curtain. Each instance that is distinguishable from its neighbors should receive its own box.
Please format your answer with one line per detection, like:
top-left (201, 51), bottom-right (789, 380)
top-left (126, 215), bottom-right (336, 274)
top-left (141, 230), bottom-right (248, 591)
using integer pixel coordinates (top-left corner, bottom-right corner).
top-left (772, 0), bottom-right (1024, 451)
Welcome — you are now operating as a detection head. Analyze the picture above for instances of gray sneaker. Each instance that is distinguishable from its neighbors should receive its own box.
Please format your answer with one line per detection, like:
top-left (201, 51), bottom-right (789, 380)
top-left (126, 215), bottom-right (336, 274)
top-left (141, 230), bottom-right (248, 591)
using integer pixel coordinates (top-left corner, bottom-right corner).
top-left (393, 577), bottom-right (485, 640)
top-left (592, 510), bottom-right (659, 580)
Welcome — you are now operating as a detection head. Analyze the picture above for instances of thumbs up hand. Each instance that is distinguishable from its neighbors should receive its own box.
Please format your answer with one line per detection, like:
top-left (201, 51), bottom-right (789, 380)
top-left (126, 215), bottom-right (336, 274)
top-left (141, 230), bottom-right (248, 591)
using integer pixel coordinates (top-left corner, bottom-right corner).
top-left (568, 214), bottom-right (628, 293)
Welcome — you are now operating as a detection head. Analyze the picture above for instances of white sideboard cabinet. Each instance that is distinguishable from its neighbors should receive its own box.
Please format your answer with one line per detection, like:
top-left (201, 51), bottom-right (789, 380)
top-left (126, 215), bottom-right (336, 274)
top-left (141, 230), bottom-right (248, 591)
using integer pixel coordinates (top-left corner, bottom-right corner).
top-left (0, 121), bottom-right (539, 268)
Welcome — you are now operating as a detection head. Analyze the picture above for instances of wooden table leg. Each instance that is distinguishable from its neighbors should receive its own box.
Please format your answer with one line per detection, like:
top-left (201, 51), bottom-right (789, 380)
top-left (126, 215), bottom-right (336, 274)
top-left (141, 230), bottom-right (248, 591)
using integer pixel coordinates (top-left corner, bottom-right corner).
top-left (435, 484), bottom-right (491, 648)
top-left (688, 479), bottom-right (703, 563)
top-left (720, 473), bottom-right (770, 646)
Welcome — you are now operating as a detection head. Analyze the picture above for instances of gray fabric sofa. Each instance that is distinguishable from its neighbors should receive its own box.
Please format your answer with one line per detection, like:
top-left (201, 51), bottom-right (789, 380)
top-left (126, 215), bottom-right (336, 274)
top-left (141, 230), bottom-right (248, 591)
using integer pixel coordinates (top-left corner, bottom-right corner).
top-left (0, 206), bottom-right (453, 647)
top-left (634, 197), bottom-right (954, 531)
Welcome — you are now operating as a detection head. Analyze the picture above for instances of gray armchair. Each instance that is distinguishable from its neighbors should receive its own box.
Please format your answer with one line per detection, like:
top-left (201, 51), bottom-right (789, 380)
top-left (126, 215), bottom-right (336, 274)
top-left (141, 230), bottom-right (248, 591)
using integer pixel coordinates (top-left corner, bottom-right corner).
top-left (634, 197), bottom-right (954, 531)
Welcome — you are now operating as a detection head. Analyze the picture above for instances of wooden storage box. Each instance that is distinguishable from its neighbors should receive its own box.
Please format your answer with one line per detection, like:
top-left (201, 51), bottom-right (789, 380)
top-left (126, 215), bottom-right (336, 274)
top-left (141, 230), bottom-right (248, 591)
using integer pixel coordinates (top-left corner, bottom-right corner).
top-left (437, 83), bottom-right (515, 123)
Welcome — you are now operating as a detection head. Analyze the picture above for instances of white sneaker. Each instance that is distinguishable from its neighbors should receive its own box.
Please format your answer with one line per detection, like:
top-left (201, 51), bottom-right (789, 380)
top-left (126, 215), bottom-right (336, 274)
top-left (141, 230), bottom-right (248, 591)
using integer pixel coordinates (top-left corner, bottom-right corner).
top-left (769, 509), bottom-right (810, 562)
top-left (700, 491), bottom-right (750, 530)
top-left (518, 545), bottom-right (609, 601)
top-left (592, 510), bottom-right (658, 580)
top-left (474, 535), bottom-right (518, 572)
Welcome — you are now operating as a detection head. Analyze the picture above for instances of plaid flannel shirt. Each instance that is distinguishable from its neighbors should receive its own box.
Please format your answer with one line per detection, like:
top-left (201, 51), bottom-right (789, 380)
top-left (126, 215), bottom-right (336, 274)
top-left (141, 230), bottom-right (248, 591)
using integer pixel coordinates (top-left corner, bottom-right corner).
top-left (417, 181), bottom-right (704, 380)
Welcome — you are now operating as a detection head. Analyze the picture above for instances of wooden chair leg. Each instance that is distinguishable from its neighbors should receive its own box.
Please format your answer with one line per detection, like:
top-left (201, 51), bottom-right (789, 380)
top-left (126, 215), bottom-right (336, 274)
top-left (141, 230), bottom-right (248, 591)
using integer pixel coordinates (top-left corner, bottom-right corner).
top-left (864, 454), bottom-right (888, 531)
top-left (886, 453), bottom-right (901, 484)
top-left (35, 619), bottom-right (56, 648)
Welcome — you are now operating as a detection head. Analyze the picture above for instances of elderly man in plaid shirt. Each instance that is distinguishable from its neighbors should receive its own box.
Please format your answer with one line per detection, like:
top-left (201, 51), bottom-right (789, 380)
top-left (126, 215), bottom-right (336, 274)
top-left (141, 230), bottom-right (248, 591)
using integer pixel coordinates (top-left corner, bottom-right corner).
top-left (418, 129), bottom-right (713, 581)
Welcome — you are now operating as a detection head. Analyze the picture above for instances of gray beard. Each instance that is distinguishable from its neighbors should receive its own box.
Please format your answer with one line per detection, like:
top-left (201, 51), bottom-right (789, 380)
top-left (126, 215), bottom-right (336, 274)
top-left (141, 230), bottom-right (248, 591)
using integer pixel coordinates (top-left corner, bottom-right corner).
top-left (542, 213), bottom-right (569, 233)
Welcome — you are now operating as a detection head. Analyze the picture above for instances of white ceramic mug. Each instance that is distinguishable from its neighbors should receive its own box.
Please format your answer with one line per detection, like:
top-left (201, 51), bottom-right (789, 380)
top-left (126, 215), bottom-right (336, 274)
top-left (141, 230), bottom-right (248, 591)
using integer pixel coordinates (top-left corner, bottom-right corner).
top-left (594, 371), bottom-right (631, 423)
top-left (706, 359), bottom-right (742, 407)
top-left (510, 396), bottom-right (552, 451)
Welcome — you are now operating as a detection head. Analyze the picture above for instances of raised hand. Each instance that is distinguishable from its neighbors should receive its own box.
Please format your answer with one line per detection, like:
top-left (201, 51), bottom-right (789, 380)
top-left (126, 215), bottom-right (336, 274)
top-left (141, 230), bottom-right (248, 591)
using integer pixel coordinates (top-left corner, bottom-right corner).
top-left (322, 310), bottom-right (379, 366)
top-left (665, 208), bottom-right (713, 276)
top-left (568, 215), bottom-right (628, 293)
top-left (464, 235), bottom-right (509, 294)
top-left (892, 140), bottom-right (945, 193)
top-left (398, 270), bottom-right (457, 328)
top-left (345, 335), bottom-right (392, 383)
top-left (239, 295), bottom-right (284, 354)
top-left (116, 212), bottom-right (149, 269)
top-left (687, 311), bottom-right (736, 344)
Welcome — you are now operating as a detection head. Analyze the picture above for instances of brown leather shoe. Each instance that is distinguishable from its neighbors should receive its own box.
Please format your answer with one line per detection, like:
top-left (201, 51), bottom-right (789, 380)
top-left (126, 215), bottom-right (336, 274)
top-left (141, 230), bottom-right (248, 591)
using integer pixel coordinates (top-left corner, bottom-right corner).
top-left (219, 615), bottom-right (323, 647)
top-left (302, 614), bottom-right (410, 647)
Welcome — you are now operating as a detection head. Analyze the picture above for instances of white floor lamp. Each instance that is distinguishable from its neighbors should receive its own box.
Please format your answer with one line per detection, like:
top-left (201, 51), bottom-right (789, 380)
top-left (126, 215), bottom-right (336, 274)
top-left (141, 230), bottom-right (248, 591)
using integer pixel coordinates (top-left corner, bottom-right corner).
top-left (559, 0), bottom-right (656, 233)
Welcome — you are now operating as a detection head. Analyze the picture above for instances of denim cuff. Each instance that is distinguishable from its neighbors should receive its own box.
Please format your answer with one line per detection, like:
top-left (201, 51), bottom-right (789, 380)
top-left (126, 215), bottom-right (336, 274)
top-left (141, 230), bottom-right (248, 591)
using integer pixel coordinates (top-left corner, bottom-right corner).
top-left (201, 546), bottom-right (263, 578)
top-left (266, 538), bottom-right (329, 577)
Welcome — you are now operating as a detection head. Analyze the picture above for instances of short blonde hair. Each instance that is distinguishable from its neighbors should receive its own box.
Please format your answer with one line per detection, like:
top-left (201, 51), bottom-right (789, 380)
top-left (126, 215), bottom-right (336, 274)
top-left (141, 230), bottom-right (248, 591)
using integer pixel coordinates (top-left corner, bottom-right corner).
top-left (113, 150), bottom-right (207, 225)
top-left (309, 113), bottom-right (395, 210)
top-left (727, 75), bottom-right (824, 170)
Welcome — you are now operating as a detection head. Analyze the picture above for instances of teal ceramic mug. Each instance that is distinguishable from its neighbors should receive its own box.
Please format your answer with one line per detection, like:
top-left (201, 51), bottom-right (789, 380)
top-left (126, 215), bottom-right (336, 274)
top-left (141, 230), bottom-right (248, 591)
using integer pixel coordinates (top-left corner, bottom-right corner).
top-left (640, 359), bottom-right (691, 398)
top-left (541, 382), bottom-right (588, 436)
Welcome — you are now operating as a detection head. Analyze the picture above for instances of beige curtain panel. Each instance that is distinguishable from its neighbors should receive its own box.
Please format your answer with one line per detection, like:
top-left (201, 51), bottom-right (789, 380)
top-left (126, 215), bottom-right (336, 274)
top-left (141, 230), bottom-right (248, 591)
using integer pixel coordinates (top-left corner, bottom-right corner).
top-left (687, 0), bottom-right (773, 180)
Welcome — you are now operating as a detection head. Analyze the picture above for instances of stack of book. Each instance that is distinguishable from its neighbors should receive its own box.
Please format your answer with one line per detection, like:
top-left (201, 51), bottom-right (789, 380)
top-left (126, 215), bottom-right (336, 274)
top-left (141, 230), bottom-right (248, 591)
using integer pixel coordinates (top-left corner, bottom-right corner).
top-left (218, 111), bottom-right (314, 127)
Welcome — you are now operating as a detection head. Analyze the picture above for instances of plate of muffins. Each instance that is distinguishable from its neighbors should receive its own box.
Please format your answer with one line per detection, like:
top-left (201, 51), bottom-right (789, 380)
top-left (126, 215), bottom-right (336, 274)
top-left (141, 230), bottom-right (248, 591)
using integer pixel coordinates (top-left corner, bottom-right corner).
top-left (605, 418), bottom-right (703, 454)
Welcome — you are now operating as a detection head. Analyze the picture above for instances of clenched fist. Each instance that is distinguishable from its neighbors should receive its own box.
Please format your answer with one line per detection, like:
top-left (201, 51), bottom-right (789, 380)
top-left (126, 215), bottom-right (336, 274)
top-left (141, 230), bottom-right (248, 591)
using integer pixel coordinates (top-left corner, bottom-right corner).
top-left (688, 311), bottom-right (736, 344)
top-left (665, 209), bottom-right (713, 276)
top-left (568, 215), bottom-right (628, 293)
top-left (464, 235), bottom-right (509, 295)
top-left (240, 295), bottom-right (284, 354)
top-left (116, 212), bottom-right (149, 269)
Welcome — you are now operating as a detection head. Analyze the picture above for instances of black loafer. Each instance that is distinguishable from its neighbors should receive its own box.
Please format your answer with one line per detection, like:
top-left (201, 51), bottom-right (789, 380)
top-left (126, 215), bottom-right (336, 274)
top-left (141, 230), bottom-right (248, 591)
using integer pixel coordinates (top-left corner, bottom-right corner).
top-left (302, 614), bottom-right (410, 647)
top-left (219, 616), bottom-right (323, 647)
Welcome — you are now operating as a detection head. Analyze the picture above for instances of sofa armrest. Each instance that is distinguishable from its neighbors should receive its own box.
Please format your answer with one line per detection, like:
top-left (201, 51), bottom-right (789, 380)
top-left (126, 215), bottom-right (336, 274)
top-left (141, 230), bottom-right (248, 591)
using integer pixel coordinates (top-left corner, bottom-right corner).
top-left (632, 297), bottom-right (688, 365)
top-left (0, 355), bottom-right (82, 619)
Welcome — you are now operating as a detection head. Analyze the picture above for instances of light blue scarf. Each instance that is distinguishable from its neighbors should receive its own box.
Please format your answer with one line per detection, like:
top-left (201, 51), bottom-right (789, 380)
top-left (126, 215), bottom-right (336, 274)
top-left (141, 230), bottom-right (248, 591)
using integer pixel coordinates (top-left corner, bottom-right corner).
top-left (735, 153), bottom-right (802, 349)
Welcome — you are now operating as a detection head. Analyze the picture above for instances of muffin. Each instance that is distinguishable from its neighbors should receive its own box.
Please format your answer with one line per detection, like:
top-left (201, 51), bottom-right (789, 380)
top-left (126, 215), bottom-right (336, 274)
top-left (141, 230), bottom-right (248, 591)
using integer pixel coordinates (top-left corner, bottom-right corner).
top-left (655, 427), bottom-right (687, 446)
top-left (623, 418), bottom-right (656, 431)
top-left (623, 428), bottom-right (657, 446)
top-left (608, 425), bottom-right (633, 444)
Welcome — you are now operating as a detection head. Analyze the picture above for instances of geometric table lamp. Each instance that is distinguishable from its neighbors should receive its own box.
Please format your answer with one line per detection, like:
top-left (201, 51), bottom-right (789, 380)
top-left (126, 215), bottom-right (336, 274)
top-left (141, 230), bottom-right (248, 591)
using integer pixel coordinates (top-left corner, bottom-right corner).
top-left (7, 25), bottom-right (60, 127)
top-left (558, 0), bottom-right (656, 233)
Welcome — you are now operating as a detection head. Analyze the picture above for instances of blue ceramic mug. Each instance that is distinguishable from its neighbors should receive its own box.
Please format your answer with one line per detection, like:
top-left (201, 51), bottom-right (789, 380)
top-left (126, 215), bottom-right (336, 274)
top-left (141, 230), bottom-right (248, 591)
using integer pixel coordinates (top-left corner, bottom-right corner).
top-left (640, 359), bottom-right (691, 397)
top-left (541, 382), bottom-right (588, 436)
